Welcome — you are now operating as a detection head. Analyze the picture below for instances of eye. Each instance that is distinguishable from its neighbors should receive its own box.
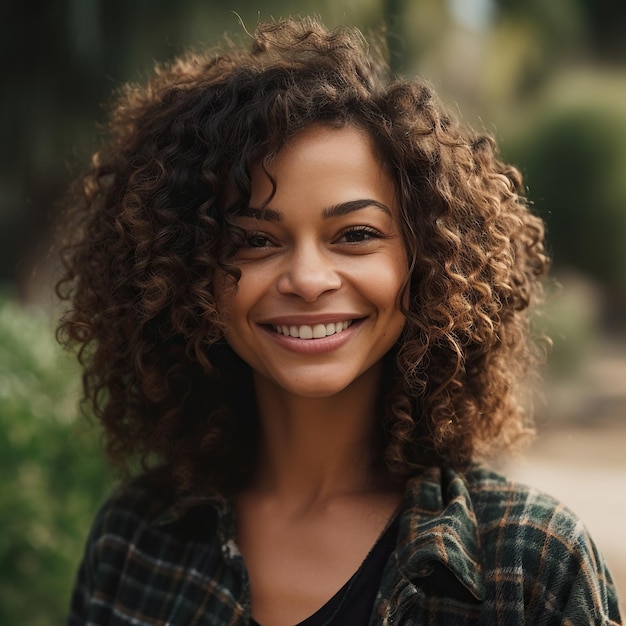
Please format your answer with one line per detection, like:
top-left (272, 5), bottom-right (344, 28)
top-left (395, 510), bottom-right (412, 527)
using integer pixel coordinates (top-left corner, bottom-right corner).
top-left (244, 232), bottom-right (274, 248)
top-left (335, 226), bottom-right (382, 244)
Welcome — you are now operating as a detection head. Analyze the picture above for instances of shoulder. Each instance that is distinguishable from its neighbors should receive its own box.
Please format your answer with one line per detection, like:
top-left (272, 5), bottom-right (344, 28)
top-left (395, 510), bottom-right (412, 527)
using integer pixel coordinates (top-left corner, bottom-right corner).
top-left (75, 472), bottom-right (178, 592)
top-left (461, 465), bottom-right (601, 572)
top-left (68, 474), bottom-right (176, 623)
top-left (393, 467), bottom-right (621, 623)
top-left (87, 472), bottom-right (175, 540)
top-left (462, 466), bottom-right (622, 624)
top-left (463, 465), bottom-right (579, 527)
top-left (406, 465), bottom-right (604, 574)
top-left (86, 470), bottom-right (226, 550)
top-left (77, 469), bottom-right (233, 585)
top-left (68, 477), bottom-right (249, 625)
top-left (462, 466), bottom-right (594, 553)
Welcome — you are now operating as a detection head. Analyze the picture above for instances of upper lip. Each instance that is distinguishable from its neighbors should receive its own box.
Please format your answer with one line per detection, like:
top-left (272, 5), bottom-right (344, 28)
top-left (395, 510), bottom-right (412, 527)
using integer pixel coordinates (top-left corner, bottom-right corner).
top-left (258, 314), bottom-right (364, 326)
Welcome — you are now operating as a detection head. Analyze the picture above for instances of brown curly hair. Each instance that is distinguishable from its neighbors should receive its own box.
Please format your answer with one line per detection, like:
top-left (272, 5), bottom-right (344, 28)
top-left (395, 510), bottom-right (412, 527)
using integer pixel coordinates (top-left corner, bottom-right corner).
top-left (56, 16), bottom-right (549, 495)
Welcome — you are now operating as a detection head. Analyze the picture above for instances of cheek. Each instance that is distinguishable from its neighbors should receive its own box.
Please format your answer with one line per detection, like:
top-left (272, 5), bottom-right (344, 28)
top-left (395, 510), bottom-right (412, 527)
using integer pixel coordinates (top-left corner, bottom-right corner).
top-left (372, 256), bottom-right (409, 313)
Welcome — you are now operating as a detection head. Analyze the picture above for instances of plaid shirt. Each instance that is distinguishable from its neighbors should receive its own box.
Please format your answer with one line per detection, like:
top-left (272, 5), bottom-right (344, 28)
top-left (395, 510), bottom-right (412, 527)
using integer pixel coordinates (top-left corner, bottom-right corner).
top-left (68, 466), bottom-right (621, 625)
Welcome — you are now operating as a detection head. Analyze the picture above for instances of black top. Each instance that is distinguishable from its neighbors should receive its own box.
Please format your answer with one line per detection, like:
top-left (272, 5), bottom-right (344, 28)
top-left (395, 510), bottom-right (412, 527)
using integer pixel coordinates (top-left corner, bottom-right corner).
top-left (250, 513), bottom-right (399, 626)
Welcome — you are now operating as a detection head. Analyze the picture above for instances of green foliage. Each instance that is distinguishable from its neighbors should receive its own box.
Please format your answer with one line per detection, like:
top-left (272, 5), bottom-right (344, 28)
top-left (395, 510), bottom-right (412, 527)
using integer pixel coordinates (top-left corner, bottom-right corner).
top-left (0, 294), bottom-right (112, 625)
top-left (507, 103), bottom-right (626, 293)
top-left (537, 274), bottom-right (602, 378)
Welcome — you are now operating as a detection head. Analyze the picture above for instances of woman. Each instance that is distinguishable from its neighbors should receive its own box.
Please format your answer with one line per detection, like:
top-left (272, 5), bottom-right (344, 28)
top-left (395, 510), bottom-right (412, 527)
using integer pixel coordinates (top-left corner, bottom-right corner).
top-left (59, 16), bottom-right (621, 625)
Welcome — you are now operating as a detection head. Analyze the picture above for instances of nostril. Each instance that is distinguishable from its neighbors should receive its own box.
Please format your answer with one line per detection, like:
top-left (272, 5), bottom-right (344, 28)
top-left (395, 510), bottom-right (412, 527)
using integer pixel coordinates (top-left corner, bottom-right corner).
top-left (276, 264), bottom-right (342, 300)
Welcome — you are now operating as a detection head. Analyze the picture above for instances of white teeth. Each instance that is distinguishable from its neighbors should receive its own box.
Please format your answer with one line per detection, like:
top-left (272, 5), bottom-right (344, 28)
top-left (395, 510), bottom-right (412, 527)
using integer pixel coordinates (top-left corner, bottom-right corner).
top-left (272, 320), bottom-right (353, 339)
top-left (312, 324), bottom-right (326, 339)
top-left (299, 325), bottom-right (313, 339)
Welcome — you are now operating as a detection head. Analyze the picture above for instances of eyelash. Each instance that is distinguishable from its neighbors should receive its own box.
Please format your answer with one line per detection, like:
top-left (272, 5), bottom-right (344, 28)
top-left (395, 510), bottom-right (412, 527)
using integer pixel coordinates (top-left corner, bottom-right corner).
top-left (336, 226), bottom-right (383, 243)
top-left (239, 225), bottom-right (383, 250)
top-left (244, 232), bottom-right (273, 248)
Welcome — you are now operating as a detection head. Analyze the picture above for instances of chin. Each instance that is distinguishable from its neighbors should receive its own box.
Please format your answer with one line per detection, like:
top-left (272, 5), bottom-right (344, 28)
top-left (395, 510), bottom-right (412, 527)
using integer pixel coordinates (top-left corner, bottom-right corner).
top-left (268, 366), bottom-right (373, 399)
top-left (279, 380), bottom-right (352, 399)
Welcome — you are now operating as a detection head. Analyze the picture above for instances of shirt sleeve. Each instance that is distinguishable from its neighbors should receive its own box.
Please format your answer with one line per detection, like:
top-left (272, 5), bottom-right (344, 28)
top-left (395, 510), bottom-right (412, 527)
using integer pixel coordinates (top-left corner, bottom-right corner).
top-left (559, 530), bottom-right (622, 625)
top-left (521, 500), bottom-right (623, 625)
top-left (66, 501), bottom-right (107, 626)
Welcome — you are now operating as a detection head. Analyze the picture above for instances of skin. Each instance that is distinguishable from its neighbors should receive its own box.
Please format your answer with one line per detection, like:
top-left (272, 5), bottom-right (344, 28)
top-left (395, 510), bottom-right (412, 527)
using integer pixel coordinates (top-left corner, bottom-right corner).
top-left (217, 124), bottom-right (408, 625)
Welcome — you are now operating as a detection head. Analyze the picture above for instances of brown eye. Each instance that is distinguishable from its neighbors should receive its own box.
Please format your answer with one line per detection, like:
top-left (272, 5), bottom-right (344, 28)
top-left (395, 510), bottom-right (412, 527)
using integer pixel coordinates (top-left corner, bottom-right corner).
top-left (246, 234), bottom-right (272, 248)
top-left (336, 226), bottom-right (381, 244)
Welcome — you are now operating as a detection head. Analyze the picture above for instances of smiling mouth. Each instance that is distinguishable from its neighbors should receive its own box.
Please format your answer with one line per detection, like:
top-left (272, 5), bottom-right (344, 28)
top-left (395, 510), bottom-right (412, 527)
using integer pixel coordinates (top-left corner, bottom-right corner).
top-left (270, 320), bottom-right (354, 339)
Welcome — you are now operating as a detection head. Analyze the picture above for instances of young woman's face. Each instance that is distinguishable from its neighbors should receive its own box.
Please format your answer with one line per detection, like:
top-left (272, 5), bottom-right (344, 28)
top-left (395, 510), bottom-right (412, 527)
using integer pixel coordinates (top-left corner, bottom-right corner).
top-left (217, 124), bottom-right (408, 398)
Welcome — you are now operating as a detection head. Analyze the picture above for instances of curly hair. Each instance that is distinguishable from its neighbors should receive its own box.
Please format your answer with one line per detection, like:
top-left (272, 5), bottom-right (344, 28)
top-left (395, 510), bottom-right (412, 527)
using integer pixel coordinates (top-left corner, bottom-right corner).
top-left (56, 16), bottom-right (549, 495)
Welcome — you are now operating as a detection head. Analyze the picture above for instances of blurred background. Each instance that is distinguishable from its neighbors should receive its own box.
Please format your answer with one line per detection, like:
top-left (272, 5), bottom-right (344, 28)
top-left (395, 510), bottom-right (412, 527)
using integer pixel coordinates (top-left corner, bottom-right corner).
top-left (1, 0), bottom-right (625, 622)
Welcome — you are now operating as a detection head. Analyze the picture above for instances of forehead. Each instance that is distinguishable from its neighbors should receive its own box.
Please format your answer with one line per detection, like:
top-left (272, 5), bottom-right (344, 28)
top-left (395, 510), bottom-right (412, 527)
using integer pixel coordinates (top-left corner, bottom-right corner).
top-left (249, 124), bottom-right (396, 209)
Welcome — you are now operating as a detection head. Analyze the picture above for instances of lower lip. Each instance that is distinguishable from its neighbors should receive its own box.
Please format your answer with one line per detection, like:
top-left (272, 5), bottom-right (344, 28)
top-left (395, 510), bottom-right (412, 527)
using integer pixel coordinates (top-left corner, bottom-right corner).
top-left (260, 321), bottom-right (361, 355)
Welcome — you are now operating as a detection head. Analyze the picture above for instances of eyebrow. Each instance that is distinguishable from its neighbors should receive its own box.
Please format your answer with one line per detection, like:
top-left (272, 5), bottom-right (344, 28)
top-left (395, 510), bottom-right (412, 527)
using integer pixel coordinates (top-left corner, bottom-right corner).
top-left (239, 199), bottom-right (392, 221)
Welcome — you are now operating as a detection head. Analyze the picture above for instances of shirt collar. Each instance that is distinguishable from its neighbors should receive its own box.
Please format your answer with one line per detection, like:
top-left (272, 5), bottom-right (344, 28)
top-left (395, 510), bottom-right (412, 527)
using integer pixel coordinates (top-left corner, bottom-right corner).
top-left (394, 466), bottom-right (485, 601)
top-left (151, 490), bottom-right (237, 549)
top-left (152, 492), bottom-right (228, 526)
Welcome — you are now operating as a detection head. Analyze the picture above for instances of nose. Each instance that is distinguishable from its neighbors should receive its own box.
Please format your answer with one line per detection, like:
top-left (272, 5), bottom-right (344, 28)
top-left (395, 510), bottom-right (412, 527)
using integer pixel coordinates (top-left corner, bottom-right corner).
top-left (277, 241), bottom-right (342, 302)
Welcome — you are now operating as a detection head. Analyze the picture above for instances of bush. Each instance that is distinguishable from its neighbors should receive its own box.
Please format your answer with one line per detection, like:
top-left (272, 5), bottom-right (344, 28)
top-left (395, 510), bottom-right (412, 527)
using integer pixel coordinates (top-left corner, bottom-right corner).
top-left (504, 99), bottom-right (626, 295)
top-left (0, 294), bottom-right (112, 625)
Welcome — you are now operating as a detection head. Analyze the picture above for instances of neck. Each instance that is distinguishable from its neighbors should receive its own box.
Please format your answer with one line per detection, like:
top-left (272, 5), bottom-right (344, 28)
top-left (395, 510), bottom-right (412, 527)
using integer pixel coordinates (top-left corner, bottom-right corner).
top-left (248, 366), bottom-right (387, 509)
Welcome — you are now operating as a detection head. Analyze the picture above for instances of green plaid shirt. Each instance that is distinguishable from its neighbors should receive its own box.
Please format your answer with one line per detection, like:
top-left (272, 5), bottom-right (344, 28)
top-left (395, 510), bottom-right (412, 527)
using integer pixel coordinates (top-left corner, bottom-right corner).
top-left (68, 466), bottom-right (621, 625)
